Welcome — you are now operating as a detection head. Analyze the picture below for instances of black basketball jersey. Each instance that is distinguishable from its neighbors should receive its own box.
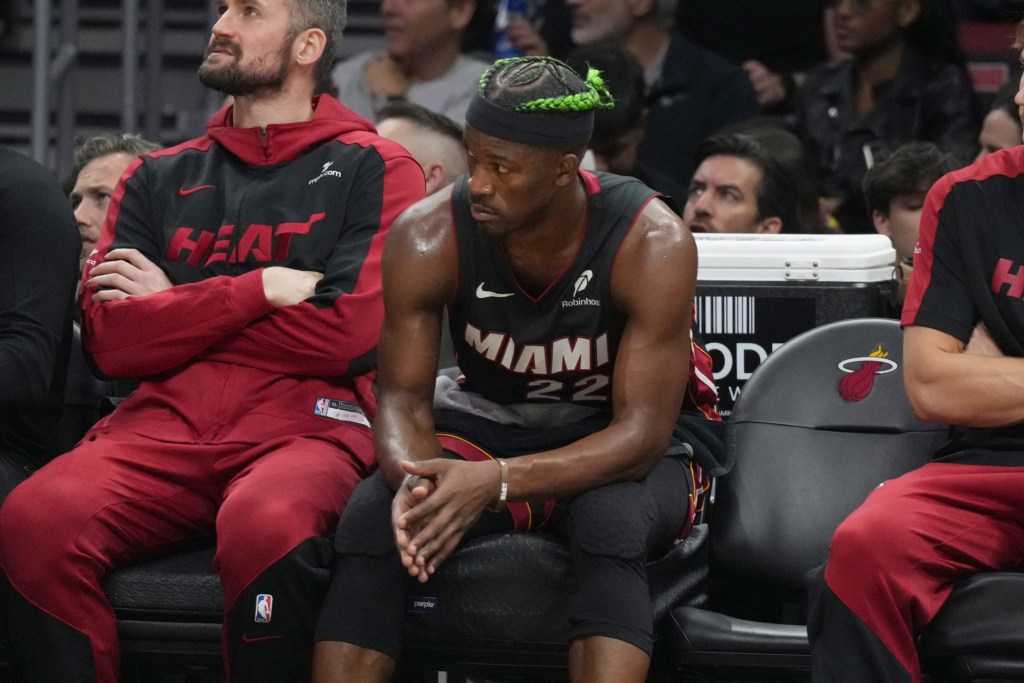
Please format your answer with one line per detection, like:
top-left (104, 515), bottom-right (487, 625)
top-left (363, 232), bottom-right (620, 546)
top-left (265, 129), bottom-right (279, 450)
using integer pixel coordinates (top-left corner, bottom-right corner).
top-left (448, 170), bottom-right (658, 408)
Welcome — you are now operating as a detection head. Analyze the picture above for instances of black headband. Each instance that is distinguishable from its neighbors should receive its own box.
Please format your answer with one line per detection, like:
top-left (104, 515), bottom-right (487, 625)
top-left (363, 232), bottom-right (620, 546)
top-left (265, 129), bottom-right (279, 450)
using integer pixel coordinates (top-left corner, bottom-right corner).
top-left (465, 93), bottom-right (595, 149)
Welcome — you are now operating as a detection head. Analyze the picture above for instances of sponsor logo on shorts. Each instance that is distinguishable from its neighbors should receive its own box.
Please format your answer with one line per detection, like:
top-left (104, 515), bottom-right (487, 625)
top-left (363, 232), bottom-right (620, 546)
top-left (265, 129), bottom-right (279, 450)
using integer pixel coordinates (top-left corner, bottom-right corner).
top-left (407, 595), bottom-right (438, 614)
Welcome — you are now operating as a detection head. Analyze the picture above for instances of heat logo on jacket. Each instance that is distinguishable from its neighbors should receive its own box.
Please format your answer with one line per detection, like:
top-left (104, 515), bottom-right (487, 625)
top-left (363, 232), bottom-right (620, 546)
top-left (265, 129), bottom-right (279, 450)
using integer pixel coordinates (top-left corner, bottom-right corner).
top-left (166, 212), bottom-right (326, 267)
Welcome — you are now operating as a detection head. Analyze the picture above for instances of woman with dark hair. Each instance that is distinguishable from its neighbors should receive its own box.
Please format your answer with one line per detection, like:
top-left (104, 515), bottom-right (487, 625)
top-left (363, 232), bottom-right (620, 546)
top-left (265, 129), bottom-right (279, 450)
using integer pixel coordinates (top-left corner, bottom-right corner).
top-left (794, 0), bottom-right (980, 234)
top-left (976, 77), bottom-right (1024, 160)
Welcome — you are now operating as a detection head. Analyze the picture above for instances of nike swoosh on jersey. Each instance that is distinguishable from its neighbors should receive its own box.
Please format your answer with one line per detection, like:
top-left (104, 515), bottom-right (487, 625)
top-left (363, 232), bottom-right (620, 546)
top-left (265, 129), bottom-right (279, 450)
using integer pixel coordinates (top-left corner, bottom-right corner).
top-left (476, 283), bottom-right (515, 299)
top-left (241, 633), bottom-right (285, 643)
top-left (178, 184), bottom-right (216, 196)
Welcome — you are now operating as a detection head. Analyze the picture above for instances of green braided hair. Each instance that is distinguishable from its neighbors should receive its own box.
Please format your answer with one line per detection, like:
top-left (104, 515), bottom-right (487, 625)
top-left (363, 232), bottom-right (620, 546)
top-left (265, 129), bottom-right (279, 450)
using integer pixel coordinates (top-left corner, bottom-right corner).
top-left (478, 56), bottom-right (615, 117)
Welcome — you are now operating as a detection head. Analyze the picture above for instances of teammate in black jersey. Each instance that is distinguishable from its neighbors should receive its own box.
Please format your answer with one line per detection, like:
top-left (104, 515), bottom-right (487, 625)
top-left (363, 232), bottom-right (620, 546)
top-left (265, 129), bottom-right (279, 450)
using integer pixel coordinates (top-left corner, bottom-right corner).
top-left (313, 55), bottom-right (723, 683)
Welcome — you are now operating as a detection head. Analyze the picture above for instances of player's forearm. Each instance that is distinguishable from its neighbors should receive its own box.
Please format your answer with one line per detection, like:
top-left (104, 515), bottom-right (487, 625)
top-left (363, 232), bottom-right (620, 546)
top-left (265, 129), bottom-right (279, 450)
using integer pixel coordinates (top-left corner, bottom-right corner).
top-left (374, 396), bottom-right (443, 491)
top-left (82, 270), bottom-right (273, 377)
top-left (906, 350), bottom-right (1024, 427)
top-left (200, 289), bottom-right (382, 376)
top-left (503, 417), bottom-right (671, 502)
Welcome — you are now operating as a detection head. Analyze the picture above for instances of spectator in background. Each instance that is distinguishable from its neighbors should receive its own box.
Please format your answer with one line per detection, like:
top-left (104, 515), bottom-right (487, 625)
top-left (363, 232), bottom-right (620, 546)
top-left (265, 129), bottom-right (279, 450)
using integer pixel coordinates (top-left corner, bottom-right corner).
top-left (722, 117), bottom-right (826, 233)
top-left (376, 100), bottom-right (467, 196)
top-left (567, 0), bottom-right (759, 189)
top-left (976, 78), bottom-right (1023, 160)
top-left (794, 0), bottom-right (979, 235)
top-left (864, 141), bottom-right (965, 262)
top-left (862, 141), bottom-right (965, 306)
top-left (0, 148), bottom-right (79, 498)
top-left (683, 132), bottom-right (805, 235)
top-left (462, 0), bottom-right (575, 59)
top-left (565, 43), bottom-right (684, 201)
top-left (69, 133), bottom-right (161, 272)
top-left (332, 0), bottom-right (487, 124)
top-left (675, 0), bottom-right (829, 114)
top-left (0, 0), bottom-right (425, 679)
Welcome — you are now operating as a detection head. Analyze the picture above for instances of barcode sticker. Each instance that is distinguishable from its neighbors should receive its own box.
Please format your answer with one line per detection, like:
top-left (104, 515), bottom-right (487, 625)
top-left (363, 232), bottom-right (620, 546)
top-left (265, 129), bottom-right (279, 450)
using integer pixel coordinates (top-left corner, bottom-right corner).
top-left (698, 296), bottom-right (755, 335)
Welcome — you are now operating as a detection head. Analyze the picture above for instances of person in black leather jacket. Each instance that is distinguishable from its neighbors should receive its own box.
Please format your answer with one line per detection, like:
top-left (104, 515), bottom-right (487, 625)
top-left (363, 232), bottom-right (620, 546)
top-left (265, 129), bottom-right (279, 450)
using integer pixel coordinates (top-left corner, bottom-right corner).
top-left (794, 0), bottom-right (979, 234)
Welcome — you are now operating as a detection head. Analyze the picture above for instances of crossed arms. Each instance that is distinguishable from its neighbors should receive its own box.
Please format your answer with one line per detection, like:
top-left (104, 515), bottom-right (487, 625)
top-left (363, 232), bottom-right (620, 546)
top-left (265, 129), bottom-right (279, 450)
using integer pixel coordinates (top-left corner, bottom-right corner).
top-left (80, 152), bottom-right (424, 378)
top-left (905, 323), bottom-right (1024, 428)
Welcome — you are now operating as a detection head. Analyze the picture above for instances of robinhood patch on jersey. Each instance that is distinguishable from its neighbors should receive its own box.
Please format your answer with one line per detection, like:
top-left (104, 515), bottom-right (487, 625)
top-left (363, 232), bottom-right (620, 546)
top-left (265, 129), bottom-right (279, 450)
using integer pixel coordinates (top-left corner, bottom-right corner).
top-left (314, 398), bottom-right (371, 428)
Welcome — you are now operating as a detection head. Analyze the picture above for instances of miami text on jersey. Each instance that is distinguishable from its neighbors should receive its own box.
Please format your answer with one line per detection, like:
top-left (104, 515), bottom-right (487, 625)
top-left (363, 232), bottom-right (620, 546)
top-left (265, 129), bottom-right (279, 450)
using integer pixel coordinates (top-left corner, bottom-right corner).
top-left (464, 322), bottom-right (611, 375)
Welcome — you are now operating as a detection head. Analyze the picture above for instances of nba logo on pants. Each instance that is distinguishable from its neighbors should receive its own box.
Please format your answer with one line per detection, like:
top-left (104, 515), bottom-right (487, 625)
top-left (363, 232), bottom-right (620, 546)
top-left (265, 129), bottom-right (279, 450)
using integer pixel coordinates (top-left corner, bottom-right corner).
top-left (255, 594), bottom-right (273, 623)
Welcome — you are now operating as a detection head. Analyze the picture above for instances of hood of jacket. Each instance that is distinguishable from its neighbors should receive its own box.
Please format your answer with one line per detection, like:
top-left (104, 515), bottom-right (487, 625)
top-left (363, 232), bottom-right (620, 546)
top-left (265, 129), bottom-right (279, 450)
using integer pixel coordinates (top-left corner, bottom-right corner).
top-left (206, 95), bottom-right (376, 166)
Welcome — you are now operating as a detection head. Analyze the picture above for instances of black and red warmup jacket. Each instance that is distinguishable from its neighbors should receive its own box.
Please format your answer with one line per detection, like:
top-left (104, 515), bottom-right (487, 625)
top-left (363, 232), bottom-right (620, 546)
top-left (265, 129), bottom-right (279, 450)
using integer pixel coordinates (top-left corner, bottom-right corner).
top-left (78, 96), bottom-right (425, 462)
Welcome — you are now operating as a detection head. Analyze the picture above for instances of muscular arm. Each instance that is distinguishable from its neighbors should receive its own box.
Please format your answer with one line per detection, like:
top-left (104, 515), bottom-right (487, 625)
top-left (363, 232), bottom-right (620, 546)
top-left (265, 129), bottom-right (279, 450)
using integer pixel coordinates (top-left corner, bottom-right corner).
top-left (905, 324), bottom-right (1024, 427)
top-left (374, 191), bottom-right (457, 491)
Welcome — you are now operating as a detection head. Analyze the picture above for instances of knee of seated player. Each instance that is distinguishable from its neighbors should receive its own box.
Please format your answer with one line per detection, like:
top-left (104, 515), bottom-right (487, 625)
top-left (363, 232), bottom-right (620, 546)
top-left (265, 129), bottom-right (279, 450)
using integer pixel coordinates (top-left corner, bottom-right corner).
top-left (216, 487), bottom-right (331, 567)
top-left (827, 496), bottom-right (917, 582)
top-left (0, 471), bottom-right (96, 586)
top-left (332, 473), bottom-right (398, 557)
top-left (568, 481), bottom-right (655, 559)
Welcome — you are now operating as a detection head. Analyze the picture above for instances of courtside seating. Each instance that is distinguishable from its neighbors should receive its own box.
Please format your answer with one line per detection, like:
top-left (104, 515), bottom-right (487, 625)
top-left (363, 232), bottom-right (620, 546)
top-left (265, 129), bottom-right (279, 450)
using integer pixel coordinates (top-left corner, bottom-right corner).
top-left (667, 317), bottom-right (1024, 682)
top-left (52, 317), bottom-right (1024, 681)
top-left (667, 318), bottom-right (945, 679)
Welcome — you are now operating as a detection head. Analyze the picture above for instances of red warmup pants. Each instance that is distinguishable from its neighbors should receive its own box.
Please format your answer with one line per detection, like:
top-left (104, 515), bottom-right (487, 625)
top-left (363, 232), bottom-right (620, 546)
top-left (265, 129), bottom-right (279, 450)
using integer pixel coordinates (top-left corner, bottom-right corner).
top-left (0, 424), bottom-right (371, 683)
top-left (813, 462), bottom-right (1024, 682)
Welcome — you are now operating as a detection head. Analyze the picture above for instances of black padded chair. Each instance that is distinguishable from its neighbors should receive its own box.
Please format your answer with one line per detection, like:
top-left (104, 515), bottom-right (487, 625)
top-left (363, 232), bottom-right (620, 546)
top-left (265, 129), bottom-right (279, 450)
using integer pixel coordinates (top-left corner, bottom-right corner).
top-left (104, 546), bottom-right (224, 682)
top-left (667, 318), bottom-right (949, 680)
top-left (101, 504), bottom-right (708, 683)
top-left (919, 572), bottom-right (1024, 681)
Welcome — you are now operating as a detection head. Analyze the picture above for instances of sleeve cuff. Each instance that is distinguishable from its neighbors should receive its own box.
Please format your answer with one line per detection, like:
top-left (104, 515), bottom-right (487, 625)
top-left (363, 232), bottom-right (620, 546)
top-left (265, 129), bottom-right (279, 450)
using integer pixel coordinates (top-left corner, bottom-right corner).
top-left (231, 269), bottom-right (276, 321)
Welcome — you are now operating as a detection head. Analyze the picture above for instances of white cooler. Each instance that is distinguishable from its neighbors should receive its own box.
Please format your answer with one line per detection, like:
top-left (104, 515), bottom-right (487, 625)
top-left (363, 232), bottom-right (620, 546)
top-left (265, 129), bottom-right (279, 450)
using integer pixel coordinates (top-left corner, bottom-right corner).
top-left (693, 233), bottom-right (898, 416)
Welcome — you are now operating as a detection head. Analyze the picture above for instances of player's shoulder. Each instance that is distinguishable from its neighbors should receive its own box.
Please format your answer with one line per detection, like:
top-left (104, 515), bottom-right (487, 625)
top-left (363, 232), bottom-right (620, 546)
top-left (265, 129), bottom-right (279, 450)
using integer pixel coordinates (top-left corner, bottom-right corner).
top-left (392, 185), bottom-right (456, 240)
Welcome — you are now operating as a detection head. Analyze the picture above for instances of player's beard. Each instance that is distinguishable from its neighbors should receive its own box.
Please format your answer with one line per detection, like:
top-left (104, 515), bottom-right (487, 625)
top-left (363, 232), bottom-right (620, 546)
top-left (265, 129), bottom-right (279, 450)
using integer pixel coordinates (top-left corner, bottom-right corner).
top-left (198, 35), bottom-right (292, 98)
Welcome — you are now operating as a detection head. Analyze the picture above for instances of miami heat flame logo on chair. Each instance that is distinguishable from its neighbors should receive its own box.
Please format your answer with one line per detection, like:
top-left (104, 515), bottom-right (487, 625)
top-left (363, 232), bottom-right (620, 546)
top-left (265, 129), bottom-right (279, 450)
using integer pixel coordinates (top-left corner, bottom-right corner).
top-left (837, 345), bottom-right (899, 402)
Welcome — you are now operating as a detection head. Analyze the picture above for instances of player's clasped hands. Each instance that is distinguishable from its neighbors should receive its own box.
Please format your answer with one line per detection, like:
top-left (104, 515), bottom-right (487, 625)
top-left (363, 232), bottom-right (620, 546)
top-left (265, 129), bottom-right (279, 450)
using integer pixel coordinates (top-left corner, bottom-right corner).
top-left (392, 458), bottom-right (502, 582)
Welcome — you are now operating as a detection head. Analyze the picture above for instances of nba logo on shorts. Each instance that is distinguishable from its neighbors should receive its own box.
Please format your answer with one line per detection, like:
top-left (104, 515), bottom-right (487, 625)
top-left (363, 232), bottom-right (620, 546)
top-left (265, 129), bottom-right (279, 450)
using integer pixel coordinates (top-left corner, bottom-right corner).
top-left (255, 594), bottom-right (273, 623)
